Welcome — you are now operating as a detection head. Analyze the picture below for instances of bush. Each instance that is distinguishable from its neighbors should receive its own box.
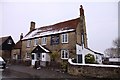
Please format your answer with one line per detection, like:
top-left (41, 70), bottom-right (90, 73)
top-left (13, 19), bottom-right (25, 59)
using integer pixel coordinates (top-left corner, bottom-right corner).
top-left (61, 61), bottom-right (68, 72)
top-left (50, 51), bottom-right (59, 61)
top-left (85, 53), bottom-right (95, 64)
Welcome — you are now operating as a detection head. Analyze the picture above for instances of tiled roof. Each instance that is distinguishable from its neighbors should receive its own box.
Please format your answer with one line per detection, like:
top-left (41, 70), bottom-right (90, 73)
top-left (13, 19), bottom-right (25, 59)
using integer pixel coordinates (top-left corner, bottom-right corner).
top-left (22, 18), bottom-right (80, 40)
top-left (37, 18), bottom-right (80, 32)
top-left (0, 36), bottom-right (11, 46)
top-left (13, 40), bottom-right (22, 49)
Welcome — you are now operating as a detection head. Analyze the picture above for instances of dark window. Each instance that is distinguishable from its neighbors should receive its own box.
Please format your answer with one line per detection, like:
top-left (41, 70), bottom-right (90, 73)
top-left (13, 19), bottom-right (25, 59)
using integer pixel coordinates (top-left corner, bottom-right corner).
top-left (78, 54), bottom-right (82, 63)
top-left (61, 50), bottom-right (69, 59)
top-left (32, 54), bottom-right (34, 59)
top-left (51, 35), bottom-right (59, 45)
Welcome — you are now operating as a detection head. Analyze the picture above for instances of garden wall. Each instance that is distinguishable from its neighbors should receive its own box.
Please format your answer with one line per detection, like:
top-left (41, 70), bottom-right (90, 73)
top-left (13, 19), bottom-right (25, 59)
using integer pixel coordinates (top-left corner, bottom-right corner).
top-left (68, 63), bottom-right (120, 78)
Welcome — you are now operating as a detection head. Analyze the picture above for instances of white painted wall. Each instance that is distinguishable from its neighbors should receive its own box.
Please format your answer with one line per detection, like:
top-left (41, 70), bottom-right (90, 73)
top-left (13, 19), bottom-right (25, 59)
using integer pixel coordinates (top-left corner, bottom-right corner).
top-left (96, 54), bottom-right (103, 64)
top-left (76, 44), bottom-right (103, 64)
top-left (41, 53), bottom-right (50, 62)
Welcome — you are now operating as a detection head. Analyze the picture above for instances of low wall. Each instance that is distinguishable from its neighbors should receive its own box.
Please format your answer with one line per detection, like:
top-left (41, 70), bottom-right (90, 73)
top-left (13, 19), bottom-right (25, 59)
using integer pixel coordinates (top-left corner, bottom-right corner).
top-left (9, 59), bottom-right (31, 66)
top-left (68, 64), bottom-right (120, 78)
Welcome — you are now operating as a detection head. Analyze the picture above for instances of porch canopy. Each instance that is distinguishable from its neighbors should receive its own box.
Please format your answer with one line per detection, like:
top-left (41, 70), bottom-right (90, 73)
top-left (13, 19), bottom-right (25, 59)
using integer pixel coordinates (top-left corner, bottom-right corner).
top-left (31, 45), bottom-right (50, 53)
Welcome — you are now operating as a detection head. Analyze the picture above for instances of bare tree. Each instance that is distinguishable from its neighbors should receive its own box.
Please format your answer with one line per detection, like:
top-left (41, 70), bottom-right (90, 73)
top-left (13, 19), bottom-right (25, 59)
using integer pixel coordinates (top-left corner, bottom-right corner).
top-left (113, 38), bottom-right (120, 48)
top-left (104, 38), bottom-right (120, 57)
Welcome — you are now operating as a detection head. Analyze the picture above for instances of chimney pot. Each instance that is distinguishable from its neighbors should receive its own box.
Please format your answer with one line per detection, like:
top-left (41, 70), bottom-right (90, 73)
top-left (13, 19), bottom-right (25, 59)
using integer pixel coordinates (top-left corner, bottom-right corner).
top-left (20, 33), bottom-right (23, 40)
top-left (30, 21), bottom-right (35, 31)
top-left (80, 5), bottom-right (84, 16)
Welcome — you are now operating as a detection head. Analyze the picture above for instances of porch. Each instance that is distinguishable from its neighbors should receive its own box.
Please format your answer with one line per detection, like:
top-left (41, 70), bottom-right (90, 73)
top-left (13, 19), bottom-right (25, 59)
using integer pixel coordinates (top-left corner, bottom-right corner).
top-left (31, 45), bottom-right (51, 67)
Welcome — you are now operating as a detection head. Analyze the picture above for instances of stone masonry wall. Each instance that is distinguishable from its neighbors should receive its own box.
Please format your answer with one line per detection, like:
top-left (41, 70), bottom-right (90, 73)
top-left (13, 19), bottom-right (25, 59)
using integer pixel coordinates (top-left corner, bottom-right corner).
top-left (68, 64), bottom-right (120, 78)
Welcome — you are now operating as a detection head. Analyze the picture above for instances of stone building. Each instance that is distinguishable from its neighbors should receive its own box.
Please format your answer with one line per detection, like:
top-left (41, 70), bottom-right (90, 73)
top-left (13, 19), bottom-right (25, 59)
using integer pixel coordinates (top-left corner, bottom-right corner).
top-left (21, 5), bottom-right (88, 66)
top-left (0, 36), bottom-right (15, 61)
top-left (11, 33), bottom-right (23, 60)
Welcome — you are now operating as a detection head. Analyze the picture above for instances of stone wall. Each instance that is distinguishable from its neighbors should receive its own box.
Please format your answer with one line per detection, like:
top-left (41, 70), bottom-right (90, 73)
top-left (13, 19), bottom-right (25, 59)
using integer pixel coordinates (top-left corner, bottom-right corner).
top-left (21, 31), bottom-right (77, 62)
top-left (68, 64), bottom-right (120, 78)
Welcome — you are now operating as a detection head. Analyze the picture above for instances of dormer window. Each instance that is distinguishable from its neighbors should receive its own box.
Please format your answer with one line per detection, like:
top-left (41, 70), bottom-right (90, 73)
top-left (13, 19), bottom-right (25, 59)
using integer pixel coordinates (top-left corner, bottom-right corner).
top-left (8, 39), bottom-right (12, 44)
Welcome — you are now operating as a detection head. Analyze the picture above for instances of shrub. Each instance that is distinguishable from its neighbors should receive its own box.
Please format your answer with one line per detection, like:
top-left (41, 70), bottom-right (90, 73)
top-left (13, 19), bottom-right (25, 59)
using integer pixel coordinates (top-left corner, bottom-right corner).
top-left (50, 51), bottom-right (59, 61)
top-left (61, 61), bottom-right (68, 72)
top-left (85, 53), bottom-right (95, 64)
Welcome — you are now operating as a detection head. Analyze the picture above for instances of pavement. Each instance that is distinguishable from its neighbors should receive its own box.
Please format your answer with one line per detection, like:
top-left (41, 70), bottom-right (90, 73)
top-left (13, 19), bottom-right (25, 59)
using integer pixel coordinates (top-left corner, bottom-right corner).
top-left (2, 64), bottom-right (78, 79)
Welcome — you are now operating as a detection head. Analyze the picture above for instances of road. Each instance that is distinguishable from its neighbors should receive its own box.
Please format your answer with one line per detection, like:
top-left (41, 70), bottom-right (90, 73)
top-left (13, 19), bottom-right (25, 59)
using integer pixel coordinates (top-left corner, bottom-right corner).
top-left (1, 68), bottom-right (32, 79)
top-left (0, 68), bottom-right (79, 80)
top-left (0, 65), bottom-right (103, 80)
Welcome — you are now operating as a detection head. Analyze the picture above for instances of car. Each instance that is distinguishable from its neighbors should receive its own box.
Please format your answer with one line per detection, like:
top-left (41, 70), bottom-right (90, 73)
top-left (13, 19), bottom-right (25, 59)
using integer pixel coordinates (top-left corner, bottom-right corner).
top-left (0, 57), bottom-right (6, 69)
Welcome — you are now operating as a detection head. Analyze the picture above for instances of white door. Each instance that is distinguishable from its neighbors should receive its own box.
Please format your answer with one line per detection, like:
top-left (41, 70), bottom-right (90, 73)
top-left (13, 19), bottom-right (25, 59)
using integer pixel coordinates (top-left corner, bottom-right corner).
top-left (31, 53), bottom-right (37, 65)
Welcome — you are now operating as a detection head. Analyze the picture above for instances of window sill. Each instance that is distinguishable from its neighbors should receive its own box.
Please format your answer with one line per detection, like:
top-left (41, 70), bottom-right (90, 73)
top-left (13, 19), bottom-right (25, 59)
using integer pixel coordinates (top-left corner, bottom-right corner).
top-left (33, 45), bottom-right (37, 47)
top-left (61, 58), bottom-right (68, 60)
top-left (41, 44), bottom-right (47, 46)
top-left (61, 42), bottom-right (68, 44)
top-left (26, 46), bottom-right (31, 48)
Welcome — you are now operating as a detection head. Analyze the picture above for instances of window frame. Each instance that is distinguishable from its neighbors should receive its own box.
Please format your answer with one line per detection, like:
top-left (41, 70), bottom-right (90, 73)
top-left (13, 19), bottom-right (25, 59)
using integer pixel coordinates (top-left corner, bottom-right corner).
top-left (8, 39), bottom-right (12, 44)
top-left (61, 33), bottom-right (68, 43)
top-left (61, 50), bottom-right (69, 59)
top-left (41, 37), bottom-right (47, 45)
top-left (34, 38), bottom-right (39, 46)
top-left (51, 35), bottom-right (60, 45)
top-left (26, 40), bottom-right (31, 48)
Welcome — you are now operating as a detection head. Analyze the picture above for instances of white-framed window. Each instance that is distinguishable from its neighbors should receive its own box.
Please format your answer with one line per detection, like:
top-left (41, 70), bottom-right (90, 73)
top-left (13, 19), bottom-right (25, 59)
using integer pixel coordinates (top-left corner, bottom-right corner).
top-left (8, 39), bottom-right (12, 44)
top-left (41, 37), bottom-right (47, 45)
top-left (61, 50), bottom-right (69, 59)
top-left (27, 40), bottom-right (31, 47)
top-left (34, 38), bottom-right (39, 46)
top-left (61, 33), bottom-right (68, 43)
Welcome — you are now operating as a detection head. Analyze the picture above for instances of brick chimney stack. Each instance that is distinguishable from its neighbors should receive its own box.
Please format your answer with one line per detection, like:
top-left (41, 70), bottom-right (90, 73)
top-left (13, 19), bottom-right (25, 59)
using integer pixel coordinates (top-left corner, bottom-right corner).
top-left (80, 5), bottom-right (84, 16)
top-left (30, 21), bottom-right (35, 32)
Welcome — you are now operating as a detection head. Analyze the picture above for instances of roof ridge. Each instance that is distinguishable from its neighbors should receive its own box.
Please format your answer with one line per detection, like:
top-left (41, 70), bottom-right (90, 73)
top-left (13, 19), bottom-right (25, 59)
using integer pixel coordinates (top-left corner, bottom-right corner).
top-left (37, 17), bottom-right (79, 29)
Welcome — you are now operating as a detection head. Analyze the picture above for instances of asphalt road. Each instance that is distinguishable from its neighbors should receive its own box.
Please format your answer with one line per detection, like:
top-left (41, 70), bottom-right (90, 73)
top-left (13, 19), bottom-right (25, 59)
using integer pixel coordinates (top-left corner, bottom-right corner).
top-left (0, 65), bottom-right (110, 80)
top-left (1, 68), bottom-right (80, 80)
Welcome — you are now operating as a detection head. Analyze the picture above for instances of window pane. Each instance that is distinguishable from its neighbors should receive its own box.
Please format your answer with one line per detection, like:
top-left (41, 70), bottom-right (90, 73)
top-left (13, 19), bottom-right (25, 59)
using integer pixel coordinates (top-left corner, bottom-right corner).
top-left (34, 39), bottom-right (38, 46)
top-left (62, 50), bottom-right (64, 58)
top-left (61, 50), bottom-right (69, 59)
top-left (8, 40), bottom-right (12, 44)
top-left (62, 33), bottom-right (68, 43)
top-left (65, 34), bottom-right (68, 42)
top-left (42, 37), bottom-right (47, 45)
top-left (61, 50), bottom-right (64, 59)
top-left (65, 52), bottom-right (68, 58)
top-left (27, 40), bottom-right (31, 47)
top-left (51, 35), bottom-right (60, 45)
top-left (62, 34), bottom-right (64, 43)
top-left (65, 50), bottom-right (69, 58)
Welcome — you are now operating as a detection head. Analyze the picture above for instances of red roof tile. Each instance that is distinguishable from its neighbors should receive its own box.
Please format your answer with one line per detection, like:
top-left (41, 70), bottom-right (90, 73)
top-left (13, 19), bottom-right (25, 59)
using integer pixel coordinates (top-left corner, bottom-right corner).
top-left (24, 18), bottom-right (80, 40)
top-left (38, 18), bottom-right (79, 32)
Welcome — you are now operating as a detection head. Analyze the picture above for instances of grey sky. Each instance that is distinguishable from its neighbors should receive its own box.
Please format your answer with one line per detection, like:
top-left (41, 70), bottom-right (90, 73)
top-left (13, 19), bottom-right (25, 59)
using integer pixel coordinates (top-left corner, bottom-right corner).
top-left (0, 0), bottom-right (118, 53)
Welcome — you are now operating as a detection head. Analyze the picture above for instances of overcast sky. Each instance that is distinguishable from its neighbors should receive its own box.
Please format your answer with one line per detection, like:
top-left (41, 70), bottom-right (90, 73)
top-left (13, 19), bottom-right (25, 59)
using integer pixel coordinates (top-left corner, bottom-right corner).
top-left (0, 0), bottom-right (119, 53)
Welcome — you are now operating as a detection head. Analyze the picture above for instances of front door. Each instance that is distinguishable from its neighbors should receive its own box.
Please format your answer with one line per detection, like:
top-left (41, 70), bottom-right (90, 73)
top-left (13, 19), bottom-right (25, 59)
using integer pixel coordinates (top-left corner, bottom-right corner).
top-left (77, 54), bottom-right (82, 63)
top-left (31, 53), bottom-right (37, 65)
